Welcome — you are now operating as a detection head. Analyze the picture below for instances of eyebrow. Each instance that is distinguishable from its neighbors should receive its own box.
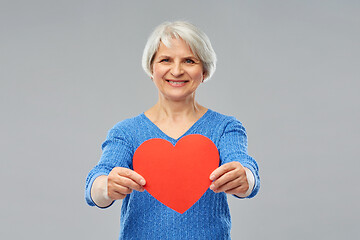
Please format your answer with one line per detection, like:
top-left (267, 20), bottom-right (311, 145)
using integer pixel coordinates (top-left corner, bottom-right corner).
top-left (156, 55), bottom-right (171, 59)
top-left (156, 55), bottom-right (199, 60)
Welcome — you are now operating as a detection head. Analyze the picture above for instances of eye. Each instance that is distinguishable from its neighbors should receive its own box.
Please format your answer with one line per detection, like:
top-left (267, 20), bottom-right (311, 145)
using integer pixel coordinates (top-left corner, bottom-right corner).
top-left (160, 58), bottom-right (169, 63)
top-left (185, 59), bottom-right (195, 64)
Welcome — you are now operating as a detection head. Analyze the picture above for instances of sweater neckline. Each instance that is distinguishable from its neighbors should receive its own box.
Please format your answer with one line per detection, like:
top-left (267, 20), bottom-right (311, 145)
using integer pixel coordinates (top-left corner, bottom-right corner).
top-left (140, 109), bottom-right (212, 142)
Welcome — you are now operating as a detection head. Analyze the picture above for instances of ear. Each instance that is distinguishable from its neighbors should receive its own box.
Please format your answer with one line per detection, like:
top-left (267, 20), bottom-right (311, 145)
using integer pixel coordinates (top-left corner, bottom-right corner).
top-left (202, 71), bottom-right (207, 82)
top-left (150, 67), bottom-right (154, 80)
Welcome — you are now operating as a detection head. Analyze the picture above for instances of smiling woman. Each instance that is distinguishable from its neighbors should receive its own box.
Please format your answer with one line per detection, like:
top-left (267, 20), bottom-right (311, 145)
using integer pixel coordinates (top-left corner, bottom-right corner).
top-left (85, 21), bottom-right (260, 240)
top-left (151, 38), bottom-right (205, 103)
top-left (142, 21), bottom-right (217, 82)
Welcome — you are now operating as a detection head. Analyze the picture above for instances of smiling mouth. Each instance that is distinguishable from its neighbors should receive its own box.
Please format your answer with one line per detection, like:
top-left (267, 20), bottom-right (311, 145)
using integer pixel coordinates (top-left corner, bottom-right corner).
top-left (166, 80), bottom-right (189, 86)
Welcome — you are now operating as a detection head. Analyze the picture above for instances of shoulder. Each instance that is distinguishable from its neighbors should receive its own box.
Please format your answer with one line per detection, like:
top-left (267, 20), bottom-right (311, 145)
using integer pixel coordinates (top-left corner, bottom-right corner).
top-left (198, 109), bottom-right (247, 144)
top-left (207, 109), bottom-right (245, 130)
top-left (113, 114), bottom-right (143, 128)
top-left (106, 113), bottom-right (146, 138)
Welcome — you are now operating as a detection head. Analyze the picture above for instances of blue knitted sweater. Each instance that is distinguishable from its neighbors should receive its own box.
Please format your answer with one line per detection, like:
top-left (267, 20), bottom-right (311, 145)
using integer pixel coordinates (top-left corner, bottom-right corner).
top-left (85, 109), bottom-right (260, 240)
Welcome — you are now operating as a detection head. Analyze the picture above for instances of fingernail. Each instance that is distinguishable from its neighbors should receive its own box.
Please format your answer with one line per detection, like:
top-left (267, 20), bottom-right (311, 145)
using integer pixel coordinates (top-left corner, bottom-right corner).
top-left (210, 174), bottom-right (215, 180)
top-left (210, 184), bottom-right (215, 190)
top-left (140, 179), bottom-right (146, 185)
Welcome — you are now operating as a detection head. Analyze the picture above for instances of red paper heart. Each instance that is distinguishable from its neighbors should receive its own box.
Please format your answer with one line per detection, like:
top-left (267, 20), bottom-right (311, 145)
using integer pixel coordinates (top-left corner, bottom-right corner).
top-left (133, 134), bottom-right (219, 214)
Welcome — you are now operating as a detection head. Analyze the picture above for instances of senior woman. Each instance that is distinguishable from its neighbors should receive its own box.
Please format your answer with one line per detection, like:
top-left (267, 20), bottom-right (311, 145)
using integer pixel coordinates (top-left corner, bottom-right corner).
top-left (85, 21), bottom-right (260, 239)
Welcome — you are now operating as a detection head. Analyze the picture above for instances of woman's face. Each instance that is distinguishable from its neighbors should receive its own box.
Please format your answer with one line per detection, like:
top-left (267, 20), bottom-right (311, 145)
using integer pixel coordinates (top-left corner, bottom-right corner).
top-left (151, 38), bottom-right (206, 102)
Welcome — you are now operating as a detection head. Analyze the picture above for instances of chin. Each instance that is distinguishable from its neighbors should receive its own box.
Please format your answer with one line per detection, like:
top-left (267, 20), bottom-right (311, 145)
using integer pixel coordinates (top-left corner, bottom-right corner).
top-left (163, 93), bottom-right (193, 102)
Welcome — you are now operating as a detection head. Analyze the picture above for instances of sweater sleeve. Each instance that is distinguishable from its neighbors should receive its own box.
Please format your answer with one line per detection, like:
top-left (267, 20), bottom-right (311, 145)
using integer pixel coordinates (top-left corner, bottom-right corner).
top-left (218, 118), bottom-right (260, 198)
top-left (85, 126), bottom-right (134, 207)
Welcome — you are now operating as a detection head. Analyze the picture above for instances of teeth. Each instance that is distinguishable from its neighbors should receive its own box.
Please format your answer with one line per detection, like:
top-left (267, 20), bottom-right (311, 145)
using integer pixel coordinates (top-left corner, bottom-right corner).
top-left (168, 81), bottom-right (186, 85)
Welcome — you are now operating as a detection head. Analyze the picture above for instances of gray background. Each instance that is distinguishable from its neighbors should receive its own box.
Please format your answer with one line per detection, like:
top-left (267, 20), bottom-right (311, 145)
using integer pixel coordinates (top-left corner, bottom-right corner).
top-left (1, 0), bottom-right (359, 239)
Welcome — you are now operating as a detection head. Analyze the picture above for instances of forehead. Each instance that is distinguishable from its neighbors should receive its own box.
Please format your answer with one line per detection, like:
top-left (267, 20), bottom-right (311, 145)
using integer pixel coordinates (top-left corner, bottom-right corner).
top-left (156, 38), bottom-right (195, 57)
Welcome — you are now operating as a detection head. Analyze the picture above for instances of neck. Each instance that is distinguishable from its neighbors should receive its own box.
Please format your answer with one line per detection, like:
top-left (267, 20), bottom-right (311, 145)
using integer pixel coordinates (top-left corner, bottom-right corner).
top-left (148, 93), bottom-right (205, 121)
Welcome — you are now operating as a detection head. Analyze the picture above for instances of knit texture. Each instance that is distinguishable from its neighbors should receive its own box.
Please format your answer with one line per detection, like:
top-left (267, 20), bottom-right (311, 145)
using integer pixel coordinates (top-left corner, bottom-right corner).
top-left (85, 109), bottom-right (260, 240)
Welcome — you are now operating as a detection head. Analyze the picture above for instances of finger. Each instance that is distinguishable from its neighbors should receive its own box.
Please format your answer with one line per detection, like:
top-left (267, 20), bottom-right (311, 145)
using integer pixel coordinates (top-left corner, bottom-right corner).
top-left (224, 182), bottom-right (249, 195)
top-left (108, 180), bottom-right (133, 195)
top-left (216, 178), bottom-right (247, 193)
top-left (224, 187), bottom-right (247, 197)
top-left (118, 168), bottom-right (146, 186)
top-left (210, 162), bottom-right (236, 181)
top-left (108, 189), bottom-right (126, 200)
top-left (210, 169), bottom-right (240, 191)
top-left (115, 184), bottom-right (133, 195)
top-left (116, 176), bottom-right (145, 192)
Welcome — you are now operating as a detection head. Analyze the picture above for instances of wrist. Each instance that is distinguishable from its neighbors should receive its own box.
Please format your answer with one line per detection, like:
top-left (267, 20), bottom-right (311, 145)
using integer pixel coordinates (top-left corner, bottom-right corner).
top-left (234, 167), bottom-right (255, 198)
top-left (103, 176), bottom-right (112, 201)
top-left (91, 175), bottom-right (114, 208)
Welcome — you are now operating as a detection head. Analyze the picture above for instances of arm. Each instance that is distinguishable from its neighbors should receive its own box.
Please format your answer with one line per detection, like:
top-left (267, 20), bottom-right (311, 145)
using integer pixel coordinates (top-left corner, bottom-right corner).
top-left (85, 127), bottom-right (138, 207)
top-left (213, 119), bottom-right (260, 198)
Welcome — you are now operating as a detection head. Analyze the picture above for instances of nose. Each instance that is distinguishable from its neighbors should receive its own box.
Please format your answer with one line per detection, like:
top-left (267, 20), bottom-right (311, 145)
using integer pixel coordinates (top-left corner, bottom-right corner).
top-left (170, 62), bottom-right (184, 77)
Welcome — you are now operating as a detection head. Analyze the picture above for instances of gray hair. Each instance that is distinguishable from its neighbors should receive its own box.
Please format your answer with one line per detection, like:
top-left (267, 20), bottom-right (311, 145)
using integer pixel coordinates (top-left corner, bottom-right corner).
top-left (142, 21), bottom-right (217, 82)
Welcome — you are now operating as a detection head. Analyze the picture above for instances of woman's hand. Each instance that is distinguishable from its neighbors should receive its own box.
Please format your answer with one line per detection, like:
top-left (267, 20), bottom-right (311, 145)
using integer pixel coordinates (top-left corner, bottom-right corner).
top-left (209, 161), bottom-right (249, 198)
top-left (107, 167), bottom-right (146, 200)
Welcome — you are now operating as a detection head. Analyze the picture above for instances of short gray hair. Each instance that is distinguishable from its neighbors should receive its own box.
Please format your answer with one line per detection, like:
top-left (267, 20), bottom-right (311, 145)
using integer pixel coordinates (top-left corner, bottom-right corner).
top-left (142, 21), bottom-right (217, 82)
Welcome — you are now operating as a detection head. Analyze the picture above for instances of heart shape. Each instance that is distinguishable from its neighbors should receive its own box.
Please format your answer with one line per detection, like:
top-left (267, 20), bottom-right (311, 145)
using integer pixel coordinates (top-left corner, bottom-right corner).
top-left (133, 134), bottom-right (219, 214)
